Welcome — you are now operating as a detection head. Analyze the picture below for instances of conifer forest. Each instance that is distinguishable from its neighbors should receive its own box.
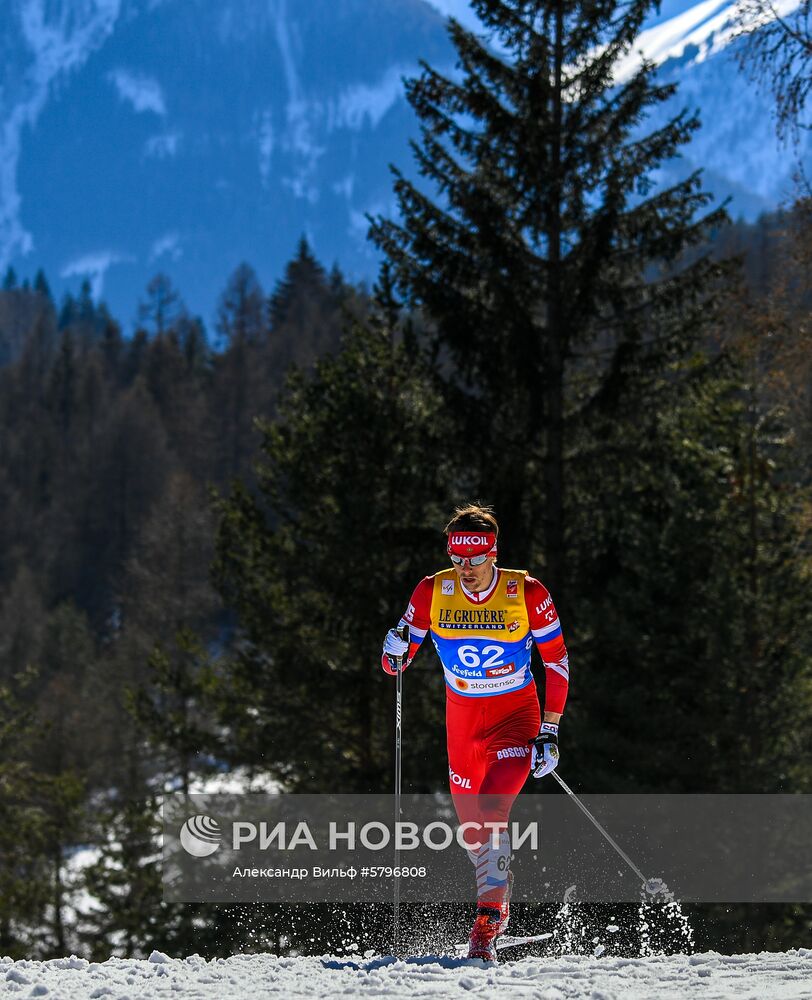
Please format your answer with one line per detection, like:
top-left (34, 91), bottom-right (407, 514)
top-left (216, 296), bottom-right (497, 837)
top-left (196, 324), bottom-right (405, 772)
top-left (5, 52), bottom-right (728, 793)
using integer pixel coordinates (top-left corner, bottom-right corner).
top-left (0, 0), bottom-right (810, 964)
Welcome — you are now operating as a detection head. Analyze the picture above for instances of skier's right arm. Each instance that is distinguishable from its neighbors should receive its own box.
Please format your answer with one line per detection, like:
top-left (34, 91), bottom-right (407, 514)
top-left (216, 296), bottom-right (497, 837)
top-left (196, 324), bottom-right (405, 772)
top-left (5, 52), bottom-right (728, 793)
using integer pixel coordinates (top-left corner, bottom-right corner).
top-left (380, 576), bottom-right (433, 675)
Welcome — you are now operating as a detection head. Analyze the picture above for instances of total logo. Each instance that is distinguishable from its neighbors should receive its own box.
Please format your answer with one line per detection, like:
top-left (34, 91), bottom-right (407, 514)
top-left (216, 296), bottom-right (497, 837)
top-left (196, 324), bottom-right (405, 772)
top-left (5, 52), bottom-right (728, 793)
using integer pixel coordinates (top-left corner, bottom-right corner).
top-left (449, 767), bottom-right (472, 789)
top-left (179, 815), bottom-right (222, 857)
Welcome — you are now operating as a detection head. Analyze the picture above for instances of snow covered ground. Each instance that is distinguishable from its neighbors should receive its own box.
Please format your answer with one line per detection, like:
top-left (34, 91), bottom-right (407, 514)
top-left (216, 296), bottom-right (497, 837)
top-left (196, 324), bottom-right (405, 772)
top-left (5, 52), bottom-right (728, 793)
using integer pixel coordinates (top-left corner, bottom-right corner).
top-left (2, 949), bottom-right (812, 999)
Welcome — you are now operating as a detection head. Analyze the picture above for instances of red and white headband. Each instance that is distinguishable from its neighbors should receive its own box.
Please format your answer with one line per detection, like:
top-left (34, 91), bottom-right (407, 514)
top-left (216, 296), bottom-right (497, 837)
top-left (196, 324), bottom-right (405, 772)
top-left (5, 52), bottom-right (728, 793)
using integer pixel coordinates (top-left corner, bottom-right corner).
top-left (446, 531), bottom-right (497, 558)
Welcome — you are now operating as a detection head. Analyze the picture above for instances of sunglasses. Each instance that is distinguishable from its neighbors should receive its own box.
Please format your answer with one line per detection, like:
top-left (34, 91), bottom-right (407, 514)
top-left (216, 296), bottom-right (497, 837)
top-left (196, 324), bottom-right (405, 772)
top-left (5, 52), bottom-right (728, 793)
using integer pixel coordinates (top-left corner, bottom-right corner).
top-left (449, 553), bottom-right (490, 567)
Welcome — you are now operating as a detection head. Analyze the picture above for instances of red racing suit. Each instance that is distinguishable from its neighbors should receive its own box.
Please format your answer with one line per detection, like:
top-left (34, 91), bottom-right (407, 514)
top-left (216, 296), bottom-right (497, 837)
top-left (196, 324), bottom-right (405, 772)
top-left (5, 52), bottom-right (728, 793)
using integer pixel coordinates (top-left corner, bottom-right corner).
top-left (383, 566), bottom-right (569, 845)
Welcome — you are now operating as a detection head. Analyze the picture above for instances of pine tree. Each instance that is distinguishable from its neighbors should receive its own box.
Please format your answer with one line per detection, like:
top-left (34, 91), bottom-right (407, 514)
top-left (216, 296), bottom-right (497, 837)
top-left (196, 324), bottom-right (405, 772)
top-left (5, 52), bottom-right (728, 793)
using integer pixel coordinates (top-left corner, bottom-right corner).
top-left (213, 264), bottom-right (269, 481)
top-left (79, 791), bottom-right (169, 960)
top-left (211, 302), bottom-right (455, 791)
top-left (265, 239), bottom-right (347, 378)
top-left (268, 236), bottom-right (327, 331)
top-left (0, 276), bottom-right (57, 367)
top-left (77, 383), bottom-right (172, 623)
top-left (370, 0), bottom-right (730, 595)
top-left (122, 472), bottom-right (219, 644)
top-left (37, 772), bottom-right (85, 958)
top-left (567, 360), bottom-right (812, 792)
top-left (130, 631), bottom-right (219, 795)
top-left (58, 293), bottom-right (77, 331)
top-left (138, 274), bottom-right (184, 336)
top-left (33, 269), bottom-right (52, 302)
top-left (77, 279), bottom-right (95, 326)
top-left (46, 331), bottom-right (79, 436)
top-left (54, 280), bottom-right (106, 346)
top-left (217, 263), bottom-right (266, 348)
top-left (120, 472), bottom-right (222, 792)
top-left (0, 674), bottom-right (51, 958)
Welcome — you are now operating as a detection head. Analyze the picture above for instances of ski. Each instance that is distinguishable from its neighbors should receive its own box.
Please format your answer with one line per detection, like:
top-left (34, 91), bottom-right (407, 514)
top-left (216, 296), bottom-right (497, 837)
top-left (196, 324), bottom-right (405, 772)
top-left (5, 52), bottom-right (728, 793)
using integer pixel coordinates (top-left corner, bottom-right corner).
top-left (455, 930), bottom-right (552, 954)
top-left (496, 931), bottom-right (553, 950)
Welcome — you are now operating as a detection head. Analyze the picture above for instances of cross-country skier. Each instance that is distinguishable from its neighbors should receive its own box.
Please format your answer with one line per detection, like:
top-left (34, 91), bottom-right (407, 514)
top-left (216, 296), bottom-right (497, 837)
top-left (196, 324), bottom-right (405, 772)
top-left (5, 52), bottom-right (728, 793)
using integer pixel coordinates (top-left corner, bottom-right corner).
top-left (381, 504), bottom-right (569, 961)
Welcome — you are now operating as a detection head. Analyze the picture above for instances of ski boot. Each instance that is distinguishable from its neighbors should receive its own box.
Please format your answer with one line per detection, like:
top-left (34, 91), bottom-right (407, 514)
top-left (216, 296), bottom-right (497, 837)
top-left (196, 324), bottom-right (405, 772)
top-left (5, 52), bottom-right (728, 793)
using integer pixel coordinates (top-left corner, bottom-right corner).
top-left (467, 871), bottom-right (513, 962)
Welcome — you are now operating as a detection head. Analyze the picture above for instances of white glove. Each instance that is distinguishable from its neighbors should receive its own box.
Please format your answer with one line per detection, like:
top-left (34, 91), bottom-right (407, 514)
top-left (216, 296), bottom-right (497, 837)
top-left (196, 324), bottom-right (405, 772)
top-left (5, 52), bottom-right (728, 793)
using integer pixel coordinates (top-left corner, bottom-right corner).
top-left (529, 723), bottom-right (560, 778)
top-left (383, 627), bottom-right (409, 661)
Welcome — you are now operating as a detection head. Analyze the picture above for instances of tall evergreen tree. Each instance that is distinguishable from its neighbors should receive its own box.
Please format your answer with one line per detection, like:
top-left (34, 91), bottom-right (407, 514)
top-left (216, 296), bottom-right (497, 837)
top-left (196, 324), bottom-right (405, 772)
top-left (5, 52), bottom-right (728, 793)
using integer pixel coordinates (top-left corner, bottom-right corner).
top-left (138, 274), bottom-right (184, 336)
top-left (77, 382), bottom-right (172, 623)
top-left (213, 264), bottom-right (269, 481)
top-left (268, 236), bottom-right (327, 331)
top-left (211, 308), bottom-right (455, 791)
top-left (79, 792), bottom-right (166, 960)
top-left (217, 262), bottom-right (266, 348)
top-left (370, 0), bottom-right (729, 595)
top-left (33, 269), bottom-right (52, 303)
top-left (265, 238), bottom-right (348, 377)
top-left (57, 293), bottom-right (76, 331)
top-left (0, 279), bottom-right (57, 367)
top-left (568, 357), bottom-right (812, 792)
top-left (0, 675), bottom-right (53, 958)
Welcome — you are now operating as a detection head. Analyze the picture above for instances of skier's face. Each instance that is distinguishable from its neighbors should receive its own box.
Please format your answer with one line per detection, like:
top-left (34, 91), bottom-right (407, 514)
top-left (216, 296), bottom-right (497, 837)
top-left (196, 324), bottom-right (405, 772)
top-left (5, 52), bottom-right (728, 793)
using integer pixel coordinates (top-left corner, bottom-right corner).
top-left (451, 554), bottom-right (495, 592)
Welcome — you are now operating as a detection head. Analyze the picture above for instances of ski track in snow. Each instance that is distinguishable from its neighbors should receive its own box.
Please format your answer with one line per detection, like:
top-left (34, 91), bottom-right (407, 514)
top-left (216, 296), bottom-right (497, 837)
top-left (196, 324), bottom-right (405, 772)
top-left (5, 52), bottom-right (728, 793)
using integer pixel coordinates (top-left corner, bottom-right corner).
top-left (2, 949), bottom-right (812, 999)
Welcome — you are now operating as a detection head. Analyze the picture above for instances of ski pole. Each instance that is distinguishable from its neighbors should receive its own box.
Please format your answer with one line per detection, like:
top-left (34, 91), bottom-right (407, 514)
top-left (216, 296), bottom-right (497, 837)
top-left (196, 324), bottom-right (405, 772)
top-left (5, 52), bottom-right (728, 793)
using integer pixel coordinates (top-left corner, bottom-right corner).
top-left (551, 770), bottom-right (659, 893)
top-left (392, 623), bottom-right (409, 956)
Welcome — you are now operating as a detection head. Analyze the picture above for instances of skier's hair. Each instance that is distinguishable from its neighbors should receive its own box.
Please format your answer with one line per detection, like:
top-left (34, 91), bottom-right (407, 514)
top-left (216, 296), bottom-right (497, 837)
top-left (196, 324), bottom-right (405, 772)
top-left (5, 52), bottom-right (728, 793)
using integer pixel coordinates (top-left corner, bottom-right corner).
top-left (444, 503), bottom-right (499, 537)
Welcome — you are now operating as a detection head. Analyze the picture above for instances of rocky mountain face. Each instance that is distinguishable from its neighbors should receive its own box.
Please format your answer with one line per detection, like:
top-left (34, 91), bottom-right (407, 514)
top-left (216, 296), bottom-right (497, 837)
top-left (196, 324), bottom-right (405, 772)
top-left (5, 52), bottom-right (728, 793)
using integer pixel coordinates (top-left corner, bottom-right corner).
top-left (0, 0), bottom-right (805, 325)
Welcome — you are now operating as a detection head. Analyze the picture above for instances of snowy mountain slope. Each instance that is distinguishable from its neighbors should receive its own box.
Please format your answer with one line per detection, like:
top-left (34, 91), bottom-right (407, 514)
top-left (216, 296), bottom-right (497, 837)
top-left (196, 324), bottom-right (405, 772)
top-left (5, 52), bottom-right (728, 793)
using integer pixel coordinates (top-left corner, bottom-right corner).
top-left (0, 1), bottom-right (121, 272)
top-left (2, 0), bottom-right (456, 322)
top-left (2, 950), bottom-right (812, 998)
top-left (0, 0), bottom-right (807, 326)
top-left (614, 0), bottom-right (801, 80)
top-left (613, 0), bottom-right (807, 213)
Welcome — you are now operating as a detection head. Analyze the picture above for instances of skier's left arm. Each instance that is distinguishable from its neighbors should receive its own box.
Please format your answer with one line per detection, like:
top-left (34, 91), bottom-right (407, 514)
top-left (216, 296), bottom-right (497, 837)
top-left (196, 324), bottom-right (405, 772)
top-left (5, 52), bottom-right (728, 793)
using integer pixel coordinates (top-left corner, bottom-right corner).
top-left (525, 577), bottom-right (569, 777)
top-left (525, 577), bottom-right (569, 714)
